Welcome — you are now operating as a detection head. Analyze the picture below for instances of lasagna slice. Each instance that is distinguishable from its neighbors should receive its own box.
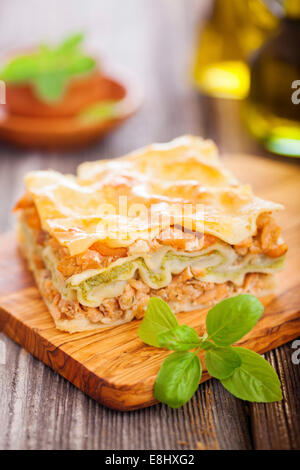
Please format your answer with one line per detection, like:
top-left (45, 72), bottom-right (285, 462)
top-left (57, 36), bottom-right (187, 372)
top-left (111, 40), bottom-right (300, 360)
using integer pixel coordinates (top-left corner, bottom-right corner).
top-left (15, 136), bottom-right (287, 333)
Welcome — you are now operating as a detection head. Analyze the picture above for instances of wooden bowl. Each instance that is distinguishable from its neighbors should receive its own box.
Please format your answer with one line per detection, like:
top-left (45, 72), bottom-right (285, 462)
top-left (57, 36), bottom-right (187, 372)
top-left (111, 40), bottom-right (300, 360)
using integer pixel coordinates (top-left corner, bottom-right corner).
top-left (4, 72), bottom-right (118, 118)
top-left (0, 71), bottom-right (142, 150)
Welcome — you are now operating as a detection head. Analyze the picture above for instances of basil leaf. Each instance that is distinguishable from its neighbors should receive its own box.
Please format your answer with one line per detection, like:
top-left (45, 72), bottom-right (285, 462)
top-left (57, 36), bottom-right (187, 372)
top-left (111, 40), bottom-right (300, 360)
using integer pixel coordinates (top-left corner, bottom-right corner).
top-left (0, 55), bottom-right (39, 82)
top-left (205, 346), bottom-right (241, 380)
top-left (58, 32), bottom-right (84, 52)
top-left (206, 294), bottom-right (263, 346)
top-left (154, 352), bottom-right (202, 408)
top-left (78, 100), bottom-right (118, 124)
top-left (34, 71), bottom-right (67, 102)
top-left (138, 297), bottom-right (178, 347)
top-left (158, 325), bottom-right (201, 351)
top-left (66, 54), bottom-right (96, 77)
top-left (221, 347), bottom-right (283, 402)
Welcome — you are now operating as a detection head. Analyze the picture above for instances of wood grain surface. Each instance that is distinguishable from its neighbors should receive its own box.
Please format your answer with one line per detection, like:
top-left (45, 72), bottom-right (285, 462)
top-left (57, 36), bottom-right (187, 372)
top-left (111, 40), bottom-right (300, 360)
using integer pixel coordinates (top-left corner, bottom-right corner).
top-left (0, 0), bottom-right (299, 450)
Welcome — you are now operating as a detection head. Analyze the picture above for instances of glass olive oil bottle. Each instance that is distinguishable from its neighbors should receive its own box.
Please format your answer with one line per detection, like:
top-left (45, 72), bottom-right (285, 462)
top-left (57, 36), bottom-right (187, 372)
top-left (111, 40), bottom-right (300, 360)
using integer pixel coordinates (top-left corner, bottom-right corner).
top-left (243, 0), bottom-right (300, 156)
top-left (193, 0), bottom-right (279, 99)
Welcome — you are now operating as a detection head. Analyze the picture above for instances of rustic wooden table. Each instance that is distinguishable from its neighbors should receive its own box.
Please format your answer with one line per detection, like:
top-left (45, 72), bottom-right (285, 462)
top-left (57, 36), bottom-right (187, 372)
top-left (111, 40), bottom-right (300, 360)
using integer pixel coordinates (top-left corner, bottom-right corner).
top-left (0, 0), bottom-right (299, 450)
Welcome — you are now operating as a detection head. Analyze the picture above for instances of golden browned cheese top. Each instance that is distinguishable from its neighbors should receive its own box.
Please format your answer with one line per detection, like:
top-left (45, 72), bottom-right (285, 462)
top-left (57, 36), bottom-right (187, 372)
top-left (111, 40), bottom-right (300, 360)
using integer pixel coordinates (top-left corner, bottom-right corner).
top-left (19, 136), bottom-right (284, 256)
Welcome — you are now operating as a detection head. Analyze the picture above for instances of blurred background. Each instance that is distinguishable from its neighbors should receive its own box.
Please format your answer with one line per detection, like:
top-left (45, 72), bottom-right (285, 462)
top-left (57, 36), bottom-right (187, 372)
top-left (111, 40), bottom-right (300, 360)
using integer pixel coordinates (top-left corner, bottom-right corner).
top-left (0, 0), bottom-right (299, 232)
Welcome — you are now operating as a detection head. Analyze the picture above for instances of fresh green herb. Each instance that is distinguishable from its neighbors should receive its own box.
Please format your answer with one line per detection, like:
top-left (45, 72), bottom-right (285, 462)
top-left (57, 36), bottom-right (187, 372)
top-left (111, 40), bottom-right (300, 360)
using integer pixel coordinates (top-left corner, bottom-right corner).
top-left (158, 325), bottom-right (201, 351)
top-left (221, 347), bottom-right (283, 402)
top-left (0, 32), bottom-right (96, 102)
top-left (205, 346), bottom-right (241, 380)
top-left (138, 295), bottom-right (283, 408)
top-left (206, 294), bottom-right (264, 346)
top-left (34, 71), bottom-right (68, 103)
top-left (78, 100), bottom-right (119, 124)
top-left (138, 297), bottom-right (178, 347)
top-left (154, 351), bottom-right (202, 409)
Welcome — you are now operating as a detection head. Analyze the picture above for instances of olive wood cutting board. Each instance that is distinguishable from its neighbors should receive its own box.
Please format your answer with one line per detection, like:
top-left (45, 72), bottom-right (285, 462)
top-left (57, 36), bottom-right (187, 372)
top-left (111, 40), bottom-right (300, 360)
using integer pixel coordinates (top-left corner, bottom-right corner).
top-left (0, 154), bottom-right (300, 411)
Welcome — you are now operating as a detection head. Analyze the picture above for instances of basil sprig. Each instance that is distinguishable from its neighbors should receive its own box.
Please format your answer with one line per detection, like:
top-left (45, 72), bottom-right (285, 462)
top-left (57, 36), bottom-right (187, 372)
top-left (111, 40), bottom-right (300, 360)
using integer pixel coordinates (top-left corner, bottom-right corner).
top-left (138, 295), bottom-right (283, 408)
top-left (0, 33), bottom-right (96, 102)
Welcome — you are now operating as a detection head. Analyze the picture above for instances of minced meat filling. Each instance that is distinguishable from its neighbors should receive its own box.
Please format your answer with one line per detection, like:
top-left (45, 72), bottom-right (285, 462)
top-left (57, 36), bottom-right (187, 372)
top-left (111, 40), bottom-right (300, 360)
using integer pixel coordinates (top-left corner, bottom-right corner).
top-left (37, 264), bottom-right (273, 325)
top-left (20, 204), bottom-right (287, 279)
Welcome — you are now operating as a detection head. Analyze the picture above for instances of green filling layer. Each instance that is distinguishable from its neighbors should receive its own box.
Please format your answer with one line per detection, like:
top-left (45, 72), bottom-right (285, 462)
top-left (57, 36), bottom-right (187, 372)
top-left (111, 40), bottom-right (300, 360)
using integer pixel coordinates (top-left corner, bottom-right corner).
top-left (69, 248), bottom-right (285, 307)
top-left (85, 261), bottom-right (135, 287)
